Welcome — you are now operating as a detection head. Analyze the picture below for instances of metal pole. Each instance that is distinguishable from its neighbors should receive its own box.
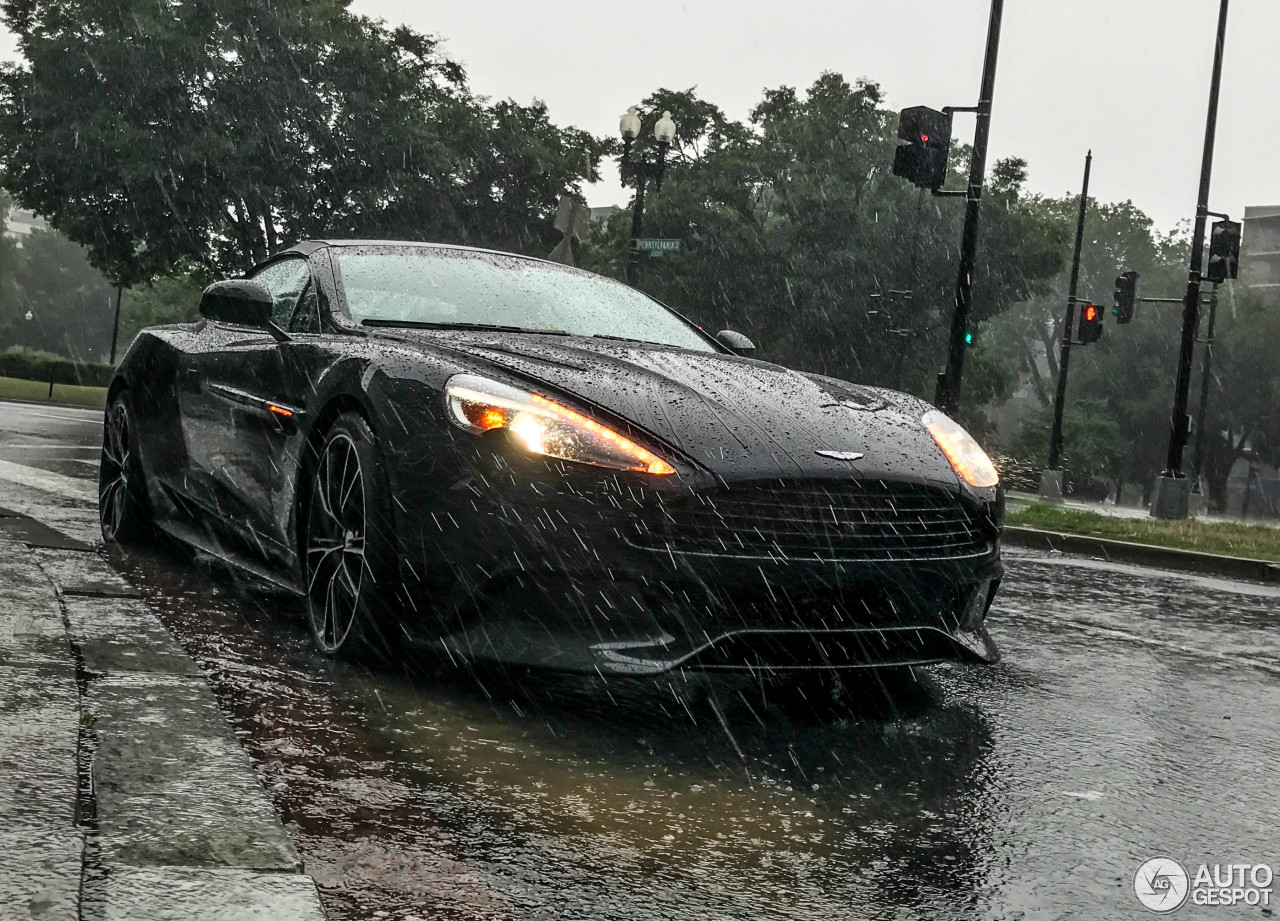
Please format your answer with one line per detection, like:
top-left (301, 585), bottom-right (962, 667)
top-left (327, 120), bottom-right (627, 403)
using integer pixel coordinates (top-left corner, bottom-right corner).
top-left (1047, 151), bottom-right (1092, 472)
top-left (109, 285), bottom-right (123, 365)
top-left (625, 176), bottom-right (645, 286)
top-left (1191, 283), bottom-right (1219, 485)
top-left (1155, 0), bottom-right (1228, 515)
top-left (935, 0), bottom-right (1004, 414)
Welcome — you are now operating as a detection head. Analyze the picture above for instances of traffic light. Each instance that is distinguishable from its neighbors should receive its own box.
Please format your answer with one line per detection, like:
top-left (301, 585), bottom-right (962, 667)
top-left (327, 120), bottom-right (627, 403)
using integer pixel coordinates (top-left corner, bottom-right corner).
top-left (1206, 219), bottom-right (1240, 284)
top-left (1113, 270), bottom-right (1139, 325)
top-left (1077, 302), bottom-right (1103, 344)
top-left (891, 106), bottom-right (952, 190)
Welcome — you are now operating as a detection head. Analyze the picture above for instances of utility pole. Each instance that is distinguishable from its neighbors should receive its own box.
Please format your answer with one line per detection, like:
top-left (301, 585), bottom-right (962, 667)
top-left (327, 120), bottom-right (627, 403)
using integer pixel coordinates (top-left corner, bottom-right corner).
top-left (1151, 0), bottom-right (1230, 519)
top-left (1040, 151), bottom-right (1092, 501)
top-left (108, 285), bottom-right (123, 365)
top-left (934, 0), bottom-right (1004, 415)
top-left (1190, 283), bottom-right (1220, 490)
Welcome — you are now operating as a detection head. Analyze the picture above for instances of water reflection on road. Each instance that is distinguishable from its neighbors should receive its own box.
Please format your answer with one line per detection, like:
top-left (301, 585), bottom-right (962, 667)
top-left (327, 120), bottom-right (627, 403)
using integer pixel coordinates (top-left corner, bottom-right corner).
top-left (115, 545), bottom-right (1280, 920)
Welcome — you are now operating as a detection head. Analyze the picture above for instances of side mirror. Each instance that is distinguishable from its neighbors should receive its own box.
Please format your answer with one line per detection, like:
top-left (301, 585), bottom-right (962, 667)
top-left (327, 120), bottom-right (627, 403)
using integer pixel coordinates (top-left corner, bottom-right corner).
top-left (715, 329), bottom-right (756, 356)
top-left (199, 280), bottom-right (273, 327)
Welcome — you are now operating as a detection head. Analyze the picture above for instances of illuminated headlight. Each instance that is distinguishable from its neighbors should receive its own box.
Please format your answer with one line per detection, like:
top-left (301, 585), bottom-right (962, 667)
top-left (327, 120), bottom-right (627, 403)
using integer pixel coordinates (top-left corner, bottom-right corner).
top-left (444, 373), bottom-right (676, 475)
top-left (922, 410), bottom-right (999, 488)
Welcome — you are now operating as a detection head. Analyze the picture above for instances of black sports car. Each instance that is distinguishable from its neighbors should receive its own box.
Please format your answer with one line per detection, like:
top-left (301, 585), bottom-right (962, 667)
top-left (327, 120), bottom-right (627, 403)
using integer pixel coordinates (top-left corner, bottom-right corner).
top-left (99, 240), bottom-right (1004, 675)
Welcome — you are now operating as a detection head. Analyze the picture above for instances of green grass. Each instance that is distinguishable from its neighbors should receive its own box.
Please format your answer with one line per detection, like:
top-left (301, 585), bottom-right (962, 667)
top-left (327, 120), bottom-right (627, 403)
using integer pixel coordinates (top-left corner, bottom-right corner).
top-left (1006, 503), bottom-right (1280, 563)
top-left (0, 374), bottom-right (107, 408)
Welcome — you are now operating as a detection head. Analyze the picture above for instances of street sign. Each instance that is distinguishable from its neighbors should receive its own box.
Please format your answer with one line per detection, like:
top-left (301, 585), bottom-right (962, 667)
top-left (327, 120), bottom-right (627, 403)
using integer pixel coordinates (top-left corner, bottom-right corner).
top-left (635, 238), bottom-right (681, 255)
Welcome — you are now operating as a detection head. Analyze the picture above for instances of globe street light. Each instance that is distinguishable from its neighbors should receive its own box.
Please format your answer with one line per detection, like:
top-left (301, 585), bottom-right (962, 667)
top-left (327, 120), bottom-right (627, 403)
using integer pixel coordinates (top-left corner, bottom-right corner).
top-left (618, 107), bottom-right (676, 285)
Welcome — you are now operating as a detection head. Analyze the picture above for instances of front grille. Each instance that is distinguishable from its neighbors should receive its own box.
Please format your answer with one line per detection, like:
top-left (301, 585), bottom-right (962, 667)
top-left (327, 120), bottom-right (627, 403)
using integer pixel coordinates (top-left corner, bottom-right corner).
top-left (627, 480), bottom-right (992, 562)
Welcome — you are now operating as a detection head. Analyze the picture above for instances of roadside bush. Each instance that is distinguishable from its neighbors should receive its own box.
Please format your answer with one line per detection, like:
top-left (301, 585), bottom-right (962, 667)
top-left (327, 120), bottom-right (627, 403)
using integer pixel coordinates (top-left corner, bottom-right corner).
top-left (0, 346), bottom-right (112, 387)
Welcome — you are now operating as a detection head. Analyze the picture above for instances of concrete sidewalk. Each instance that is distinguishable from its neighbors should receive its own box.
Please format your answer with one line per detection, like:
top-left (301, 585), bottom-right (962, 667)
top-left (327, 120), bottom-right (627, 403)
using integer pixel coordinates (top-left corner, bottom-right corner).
top-left (0, 473), bottom-right (325, 918)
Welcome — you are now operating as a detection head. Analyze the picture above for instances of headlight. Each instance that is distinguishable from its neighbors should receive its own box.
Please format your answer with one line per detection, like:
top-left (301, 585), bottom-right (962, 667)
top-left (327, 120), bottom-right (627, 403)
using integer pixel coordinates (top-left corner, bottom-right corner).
top-left (444, 373), bottom-right (676, 475)
top-left (922, 410), bottom-right (999, 488)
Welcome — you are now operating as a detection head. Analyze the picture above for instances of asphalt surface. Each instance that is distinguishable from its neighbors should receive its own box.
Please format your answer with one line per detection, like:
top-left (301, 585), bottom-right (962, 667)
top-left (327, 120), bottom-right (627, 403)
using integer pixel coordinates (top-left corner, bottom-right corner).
top-left (1, 398), bottom-right (1278, 920)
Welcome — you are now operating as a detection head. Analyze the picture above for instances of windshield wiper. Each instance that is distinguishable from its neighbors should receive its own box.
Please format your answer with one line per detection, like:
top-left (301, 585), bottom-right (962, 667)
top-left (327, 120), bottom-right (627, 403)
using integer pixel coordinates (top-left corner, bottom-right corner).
top-left (361, 319), bottom-right (570, 336)
top-left (591, 333), bottom-right (650, 344)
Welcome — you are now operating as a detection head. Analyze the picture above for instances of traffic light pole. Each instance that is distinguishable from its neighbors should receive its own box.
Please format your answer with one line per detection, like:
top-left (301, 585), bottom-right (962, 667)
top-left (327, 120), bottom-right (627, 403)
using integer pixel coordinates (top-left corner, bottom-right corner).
top-left (934, 0), bottom-right (1003, 415)
top-left (1190, 283), bottom-right (1220, 489)
top-left (1151, 0), bottom-right (1229, 520)
top-left (1040, 151), bottom-right (1091, 500)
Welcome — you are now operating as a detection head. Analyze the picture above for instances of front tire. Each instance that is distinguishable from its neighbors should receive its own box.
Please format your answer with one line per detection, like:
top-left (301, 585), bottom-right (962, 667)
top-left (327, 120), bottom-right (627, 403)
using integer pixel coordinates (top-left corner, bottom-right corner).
top-left (99, 393), bottom-right (150, 544)
top-left (301, 412), bottom-right (396, 657)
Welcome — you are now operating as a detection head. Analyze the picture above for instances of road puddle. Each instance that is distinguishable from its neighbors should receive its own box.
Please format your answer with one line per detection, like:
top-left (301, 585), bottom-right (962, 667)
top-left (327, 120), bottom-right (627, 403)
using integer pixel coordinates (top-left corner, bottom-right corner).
top-left (113, 543), bottom-right (1002, 919)
top-left (109, 542), bottom-right (1280, 919)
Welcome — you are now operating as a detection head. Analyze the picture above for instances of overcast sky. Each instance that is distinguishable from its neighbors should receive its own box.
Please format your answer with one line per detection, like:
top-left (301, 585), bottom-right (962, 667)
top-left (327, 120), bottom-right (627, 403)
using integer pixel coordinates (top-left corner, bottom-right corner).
top-left (3, 1), bottom-right (1277, 231)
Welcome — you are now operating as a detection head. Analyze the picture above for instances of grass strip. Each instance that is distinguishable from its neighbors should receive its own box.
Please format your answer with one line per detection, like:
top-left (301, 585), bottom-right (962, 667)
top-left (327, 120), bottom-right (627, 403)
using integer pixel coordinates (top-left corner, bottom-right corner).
top-left (1006, 503), bottom-right (1280, 563)
top-left (0, 374), bottom-right (108, 408)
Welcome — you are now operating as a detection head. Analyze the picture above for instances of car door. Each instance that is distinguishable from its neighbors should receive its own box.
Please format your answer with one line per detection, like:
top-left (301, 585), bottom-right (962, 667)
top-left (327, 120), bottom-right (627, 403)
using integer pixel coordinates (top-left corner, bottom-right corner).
top-left (177, 257), bottom-right (314, 554)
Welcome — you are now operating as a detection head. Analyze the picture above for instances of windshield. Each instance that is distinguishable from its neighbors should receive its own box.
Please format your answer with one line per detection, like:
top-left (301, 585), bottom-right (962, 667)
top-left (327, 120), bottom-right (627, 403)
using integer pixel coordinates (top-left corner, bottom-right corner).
top-left (334, 247), bottom-right (715, 352)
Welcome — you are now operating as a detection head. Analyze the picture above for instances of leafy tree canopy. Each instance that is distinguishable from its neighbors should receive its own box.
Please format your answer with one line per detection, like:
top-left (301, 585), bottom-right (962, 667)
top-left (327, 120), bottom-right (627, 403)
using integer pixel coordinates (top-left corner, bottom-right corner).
top-left (0, 0), bottom-right (608, 282)
top-left (581, 74), bottom-right (1066, 431)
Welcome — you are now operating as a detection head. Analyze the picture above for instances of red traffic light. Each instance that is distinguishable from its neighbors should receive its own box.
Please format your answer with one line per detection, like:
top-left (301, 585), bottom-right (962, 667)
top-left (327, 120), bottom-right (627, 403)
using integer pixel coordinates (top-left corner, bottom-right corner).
top-left (1077, 302), bottom-right (1103, 344)
top-left (921, 133), bottom-right (930, 142)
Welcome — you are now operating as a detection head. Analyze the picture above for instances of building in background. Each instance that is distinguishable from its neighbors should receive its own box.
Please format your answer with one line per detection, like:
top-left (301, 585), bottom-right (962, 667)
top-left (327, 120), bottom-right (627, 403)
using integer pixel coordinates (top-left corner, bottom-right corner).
top-left (3, 205), bottom-right (48, 246)
top-left (1241, 205), bottom-right (1280, 291)
top-left (589, 205), bottom-right (622, 224)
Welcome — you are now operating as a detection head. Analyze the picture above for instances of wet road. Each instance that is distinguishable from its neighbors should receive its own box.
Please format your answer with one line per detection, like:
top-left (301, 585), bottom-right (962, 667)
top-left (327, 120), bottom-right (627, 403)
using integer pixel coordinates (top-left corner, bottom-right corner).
top-left (0, 399), bottom-right (104, 470)
top-left (3, 400), bottom-right (1278, 919)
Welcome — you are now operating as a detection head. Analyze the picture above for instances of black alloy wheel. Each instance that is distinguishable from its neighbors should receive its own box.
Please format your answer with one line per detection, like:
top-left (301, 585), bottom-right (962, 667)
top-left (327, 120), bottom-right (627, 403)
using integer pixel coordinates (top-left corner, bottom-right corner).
top-left (302, 413), bottom-right (394, 656)
top-left (99, 394), bottom-right (149, 543)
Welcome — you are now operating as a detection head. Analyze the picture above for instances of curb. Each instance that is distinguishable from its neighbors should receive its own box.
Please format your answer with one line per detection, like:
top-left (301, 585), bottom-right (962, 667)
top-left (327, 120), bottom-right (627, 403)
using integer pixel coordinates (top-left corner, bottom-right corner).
top-left (0, 501), bottom-right (326, 918)
top-left (1002, 525), bottom-right (1280, 585)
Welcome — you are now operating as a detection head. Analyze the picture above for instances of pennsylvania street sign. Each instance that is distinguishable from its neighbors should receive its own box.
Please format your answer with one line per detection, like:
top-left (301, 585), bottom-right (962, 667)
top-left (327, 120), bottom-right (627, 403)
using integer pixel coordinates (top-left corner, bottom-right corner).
top-left (635, 238), bottom-right (682, 254)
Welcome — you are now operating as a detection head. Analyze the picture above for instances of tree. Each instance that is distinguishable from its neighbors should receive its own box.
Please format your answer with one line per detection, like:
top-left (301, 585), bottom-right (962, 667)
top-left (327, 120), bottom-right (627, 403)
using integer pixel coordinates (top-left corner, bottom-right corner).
top-left (1195, 285), bottom-right (1280, 509)
top-left (0, 192), bottom-right (18, 337)
top-left (989, 197), bottom-right (1191, 495)
top-left (0, 228), bottom-right (116, 361)
top-left (116, 266), bottom-right (209, 355)
top-left (581, 74), bottom-right (1065, 429)
top-left (0, 0), bottom-right (606, 282)
top-left (1, 206), bottom-right (206, 363)
top-left (1012, 398), bottom-right (1127, 491)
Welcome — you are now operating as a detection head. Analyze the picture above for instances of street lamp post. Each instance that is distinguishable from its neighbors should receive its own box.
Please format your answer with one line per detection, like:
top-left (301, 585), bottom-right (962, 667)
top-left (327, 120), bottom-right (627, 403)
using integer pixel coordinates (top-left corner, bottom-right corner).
top-left (618, 107), bottom-right (676, 285)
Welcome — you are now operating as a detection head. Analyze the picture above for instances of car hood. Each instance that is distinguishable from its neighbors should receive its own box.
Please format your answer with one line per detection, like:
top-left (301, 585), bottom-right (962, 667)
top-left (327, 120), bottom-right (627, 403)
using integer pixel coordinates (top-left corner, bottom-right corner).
top-left (379, 330), bottom-right (962, 484)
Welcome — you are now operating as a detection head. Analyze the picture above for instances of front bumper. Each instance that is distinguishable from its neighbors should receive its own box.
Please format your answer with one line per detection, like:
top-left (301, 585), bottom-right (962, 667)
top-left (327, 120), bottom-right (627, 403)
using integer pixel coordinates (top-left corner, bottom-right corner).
top-left (392, 445), bottom-right (1004, 675)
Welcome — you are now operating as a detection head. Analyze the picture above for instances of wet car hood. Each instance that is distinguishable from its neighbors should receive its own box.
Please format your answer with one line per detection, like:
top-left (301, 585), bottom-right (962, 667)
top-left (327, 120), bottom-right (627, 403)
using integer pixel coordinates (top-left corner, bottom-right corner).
top-left (378, 330), bottom-right (962, 484)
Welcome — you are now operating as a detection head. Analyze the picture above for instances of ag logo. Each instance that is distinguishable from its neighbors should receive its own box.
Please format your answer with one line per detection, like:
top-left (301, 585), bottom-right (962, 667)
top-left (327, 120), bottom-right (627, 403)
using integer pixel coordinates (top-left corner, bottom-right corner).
top-left (1134, 857), bottom-right (1190, 913)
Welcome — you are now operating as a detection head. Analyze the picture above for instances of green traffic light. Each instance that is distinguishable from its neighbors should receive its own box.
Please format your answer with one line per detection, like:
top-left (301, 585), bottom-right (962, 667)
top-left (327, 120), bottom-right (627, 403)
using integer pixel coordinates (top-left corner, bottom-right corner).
top-left (964, 332), bottom-right (973, 345)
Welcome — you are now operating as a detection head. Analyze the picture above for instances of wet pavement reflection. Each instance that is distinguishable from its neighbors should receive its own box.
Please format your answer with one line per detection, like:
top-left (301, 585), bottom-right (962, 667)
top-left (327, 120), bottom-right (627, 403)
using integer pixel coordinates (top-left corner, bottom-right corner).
top-left (113, 544), bottom-right (1280, 919)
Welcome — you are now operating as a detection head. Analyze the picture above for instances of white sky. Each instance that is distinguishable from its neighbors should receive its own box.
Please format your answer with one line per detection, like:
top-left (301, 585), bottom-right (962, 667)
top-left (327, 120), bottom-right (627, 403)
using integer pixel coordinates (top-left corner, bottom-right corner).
top-left (4, 1), bottom-right (1278, 231)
